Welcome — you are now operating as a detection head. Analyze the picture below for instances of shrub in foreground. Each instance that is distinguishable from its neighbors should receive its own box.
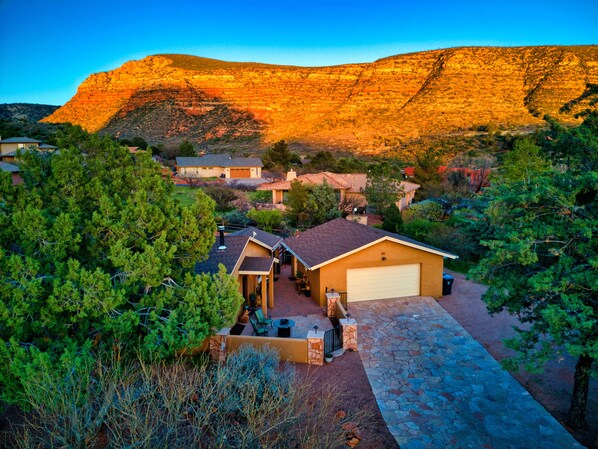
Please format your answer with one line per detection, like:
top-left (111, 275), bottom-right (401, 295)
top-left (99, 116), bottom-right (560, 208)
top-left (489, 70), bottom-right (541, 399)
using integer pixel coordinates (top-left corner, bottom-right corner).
top-left (6, 346), bottom-right (359, 449)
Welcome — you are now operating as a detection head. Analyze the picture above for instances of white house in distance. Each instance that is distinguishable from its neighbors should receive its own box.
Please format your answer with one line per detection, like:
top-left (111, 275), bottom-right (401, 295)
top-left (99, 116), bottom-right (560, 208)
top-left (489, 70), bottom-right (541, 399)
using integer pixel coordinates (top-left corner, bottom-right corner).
top-left (175, 154), bottom-right (263, 179)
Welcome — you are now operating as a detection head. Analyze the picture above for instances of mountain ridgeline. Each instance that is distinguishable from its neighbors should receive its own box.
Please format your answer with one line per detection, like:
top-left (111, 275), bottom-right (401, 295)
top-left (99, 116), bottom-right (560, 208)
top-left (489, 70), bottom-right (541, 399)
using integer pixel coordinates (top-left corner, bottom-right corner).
top-left (42, 46), bottom-right (598, 153)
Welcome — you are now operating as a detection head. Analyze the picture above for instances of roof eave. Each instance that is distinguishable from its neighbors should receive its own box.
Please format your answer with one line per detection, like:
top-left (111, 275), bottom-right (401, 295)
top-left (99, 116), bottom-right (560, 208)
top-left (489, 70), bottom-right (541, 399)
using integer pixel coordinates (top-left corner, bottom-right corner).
top-left (298, 235), bottom-right (458, 271)
top-left (281, 241), bottom-right (314, 270)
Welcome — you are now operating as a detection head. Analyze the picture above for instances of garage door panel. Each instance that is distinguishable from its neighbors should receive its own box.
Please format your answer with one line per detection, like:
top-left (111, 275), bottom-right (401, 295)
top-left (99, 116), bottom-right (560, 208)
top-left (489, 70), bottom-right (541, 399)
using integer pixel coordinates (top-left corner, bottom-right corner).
top-left (347, 264), bottom-right (420, 302)
top-left (230, 168), bottom-right (251, 178)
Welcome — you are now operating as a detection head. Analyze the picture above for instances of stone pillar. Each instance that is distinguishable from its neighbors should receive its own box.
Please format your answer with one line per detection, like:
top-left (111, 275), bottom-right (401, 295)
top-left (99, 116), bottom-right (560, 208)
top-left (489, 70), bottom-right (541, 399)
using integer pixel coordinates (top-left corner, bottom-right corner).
top-left (307, 330), bottom-right (324, 365)
top-left (209, 328), bottom-right (230, 363)
top-left (326, 292), bottom-right (340, 317)
top-left (340, 318), bottom-right (358, 351)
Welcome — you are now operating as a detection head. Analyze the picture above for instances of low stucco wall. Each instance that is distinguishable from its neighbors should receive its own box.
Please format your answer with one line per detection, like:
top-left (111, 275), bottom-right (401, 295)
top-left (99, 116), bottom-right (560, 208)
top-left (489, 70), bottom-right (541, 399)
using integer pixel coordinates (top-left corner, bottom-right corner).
top-left (227, 335), bottom-right (308, 363)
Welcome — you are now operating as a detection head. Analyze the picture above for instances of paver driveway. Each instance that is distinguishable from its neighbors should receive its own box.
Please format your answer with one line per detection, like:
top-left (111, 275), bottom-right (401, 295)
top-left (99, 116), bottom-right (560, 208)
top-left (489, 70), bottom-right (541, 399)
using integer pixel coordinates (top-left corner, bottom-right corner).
top-left (351, 296), bottom-right (583, 449)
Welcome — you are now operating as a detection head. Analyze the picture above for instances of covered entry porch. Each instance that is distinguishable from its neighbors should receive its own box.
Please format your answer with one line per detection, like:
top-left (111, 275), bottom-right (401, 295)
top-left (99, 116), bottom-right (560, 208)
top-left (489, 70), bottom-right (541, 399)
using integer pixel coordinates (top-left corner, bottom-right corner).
top-left (239, 256), bottom-right (276, 315)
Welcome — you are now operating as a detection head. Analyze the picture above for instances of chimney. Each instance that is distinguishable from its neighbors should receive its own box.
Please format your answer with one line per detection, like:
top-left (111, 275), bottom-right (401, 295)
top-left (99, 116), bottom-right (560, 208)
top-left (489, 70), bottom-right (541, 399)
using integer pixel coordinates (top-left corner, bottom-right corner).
top-left (218, 225), bottom-right (226, 250)
top-left (286, 170), bottom-right (297, 181)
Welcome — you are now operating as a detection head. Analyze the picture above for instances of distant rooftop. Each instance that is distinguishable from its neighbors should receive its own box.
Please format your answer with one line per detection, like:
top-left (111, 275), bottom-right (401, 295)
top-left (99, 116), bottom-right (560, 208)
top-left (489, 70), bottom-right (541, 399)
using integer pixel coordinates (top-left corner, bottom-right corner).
top-left (0, 136), bottom-right (41, 144)
top-left (0, 161), bottom-right (20, 173)
top-left (176, 154), bottom-right (263, 168)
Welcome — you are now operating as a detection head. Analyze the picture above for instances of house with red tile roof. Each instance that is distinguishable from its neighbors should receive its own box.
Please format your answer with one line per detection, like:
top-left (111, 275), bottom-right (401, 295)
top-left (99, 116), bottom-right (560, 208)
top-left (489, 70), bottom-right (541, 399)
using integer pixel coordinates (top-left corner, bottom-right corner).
top-left (258, 170), bottom-right (420, 212)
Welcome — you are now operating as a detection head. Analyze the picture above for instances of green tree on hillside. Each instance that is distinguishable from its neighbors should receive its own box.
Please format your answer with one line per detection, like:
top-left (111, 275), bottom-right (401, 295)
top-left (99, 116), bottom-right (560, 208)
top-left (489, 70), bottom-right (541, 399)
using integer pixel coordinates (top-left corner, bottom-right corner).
top-left (470, 116), bottom-right (597, 429)
top-left (178, 140), bottom-right (196, 157)
top-left (262, 140), bottom-right (300, 170)
top-left (413, 147), bottom-right (444, 189)
top-left (0, 128), bottom-right (242, 405)
top-left (500, 137), bottom-right (550, 183)
top-left (308, 151), bottom-right (336, 171)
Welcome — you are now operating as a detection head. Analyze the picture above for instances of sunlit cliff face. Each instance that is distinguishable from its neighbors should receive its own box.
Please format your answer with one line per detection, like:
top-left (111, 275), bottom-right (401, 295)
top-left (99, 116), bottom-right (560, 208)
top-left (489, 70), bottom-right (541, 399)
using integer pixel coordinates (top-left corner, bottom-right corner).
top-left (43, 46), bottom-right (598, 153)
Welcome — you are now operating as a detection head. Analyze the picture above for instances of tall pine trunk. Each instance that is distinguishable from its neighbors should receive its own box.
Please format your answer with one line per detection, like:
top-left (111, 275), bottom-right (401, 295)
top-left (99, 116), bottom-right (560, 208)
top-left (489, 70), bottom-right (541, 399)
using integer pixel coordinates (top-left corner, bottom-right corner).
top-left (568, 354), bottom-right (593, 429)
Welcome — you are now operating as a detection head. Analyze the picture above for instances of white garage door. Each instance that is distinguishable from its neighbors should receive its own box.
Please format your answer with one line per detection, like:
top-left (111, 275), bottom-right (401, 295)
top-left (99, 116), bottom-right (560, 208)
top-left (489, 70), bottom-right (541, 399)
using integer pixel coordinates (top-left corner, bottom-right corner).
top-left (346, 264), bottom-right (420, 302)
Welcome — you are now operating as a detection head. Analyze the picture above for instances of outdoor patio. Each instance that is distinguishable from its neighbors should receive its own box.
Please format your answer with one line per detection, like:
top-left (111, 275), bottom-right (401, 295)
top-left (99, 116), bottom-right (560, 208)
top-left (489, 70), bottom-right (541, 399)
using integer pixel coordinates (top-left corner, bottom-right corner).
top-left (239, 263), bottom-right (333, 339)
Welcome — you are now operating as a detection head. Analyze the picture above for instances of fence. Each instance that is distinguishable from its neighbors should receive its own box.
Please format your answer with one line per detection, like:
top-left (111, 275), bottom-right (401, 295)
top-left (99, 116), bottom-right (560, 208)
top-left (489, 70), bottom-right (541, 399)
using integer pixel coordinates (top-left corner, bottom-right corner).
top-left (338, 292), bottom-right (348, 310)
top-left (323, 325), bottom-right (343, 355)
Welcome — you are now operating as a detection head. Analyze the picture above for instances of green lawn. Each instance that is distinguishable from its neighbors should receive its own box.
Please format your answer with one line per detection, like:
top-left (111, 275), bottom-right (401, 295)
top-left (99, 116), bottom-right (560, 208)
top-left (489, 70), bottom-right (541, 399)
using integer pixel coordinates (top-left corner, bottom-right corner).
top-left (173, 186), bottom-right (199, 207)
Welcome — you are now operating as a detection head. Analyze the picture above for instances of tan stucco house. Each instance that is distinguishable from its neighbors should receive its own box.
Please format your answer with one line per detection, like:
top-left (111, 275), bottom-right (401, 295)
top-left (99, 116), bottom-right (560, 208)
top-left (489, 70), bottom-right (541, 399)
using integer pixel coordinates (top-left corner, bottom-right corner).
top-left (195, 227), bottom-right (282, 316)
top-left (176, 154), bottom-right (263, 179)
top-left (0, 137), bottom-right (57, 164)
top-left (283, 218), bottom-right (457, 307)
top-left (257, 170), bottom-right (420, 211)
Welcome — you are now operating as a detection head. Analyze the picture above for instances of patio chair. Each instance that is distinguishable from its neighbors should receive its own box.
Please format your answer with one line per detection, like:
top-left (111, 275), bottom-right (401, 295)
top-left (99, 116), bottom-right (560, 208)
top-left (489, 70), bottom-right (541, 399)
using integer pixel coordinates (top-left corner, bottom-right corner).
top-left (250, 318), bottom-right (268, 337)
top-left (255, 309), bottom-right (273, 328)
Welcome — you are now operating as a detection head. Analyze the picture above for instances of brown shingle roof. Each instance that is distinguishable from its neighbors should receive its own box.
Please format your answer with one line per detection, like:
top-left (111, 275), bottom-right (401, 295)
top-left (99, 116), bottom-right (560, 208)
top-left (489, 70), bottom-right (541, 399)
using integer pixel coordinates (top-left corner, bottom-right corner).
top-left (239, 256), bottom-right (274, 274)
top-left (195, 235), bottom-right (249, 275)
top-left (230, 226), bottom-right (282, 250)
top-left (283, 218), bottom-right (457, 268)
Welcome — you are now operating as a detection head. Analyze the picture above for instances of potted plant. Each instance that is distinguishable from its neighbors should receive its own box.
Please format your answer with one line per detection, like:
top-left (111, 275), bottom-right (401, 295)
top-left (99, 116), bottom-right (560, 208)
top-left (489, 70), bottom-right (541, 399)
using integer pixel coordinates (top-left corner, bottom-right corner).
top-left (324, 353), bottom-right (333, 363)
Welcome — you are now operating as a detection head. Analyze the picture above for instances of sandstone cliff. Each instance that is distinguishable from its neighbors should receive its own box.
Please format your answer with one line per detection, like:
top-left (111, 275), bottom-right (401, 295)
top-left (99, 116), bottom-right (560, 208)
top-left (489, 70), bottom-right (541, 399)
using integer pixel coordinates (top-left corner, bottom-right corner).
top-left (43, 46), bottom-right (598, 152)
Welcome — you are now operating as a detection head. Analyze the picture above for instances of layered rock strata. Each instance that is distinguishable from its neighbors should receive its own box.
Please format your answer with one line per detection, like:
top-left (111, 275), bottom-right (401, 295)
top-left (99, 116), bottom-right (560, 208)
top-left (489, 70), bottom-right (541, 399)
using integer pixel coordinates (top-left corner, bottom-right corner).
top-left (43, 46), bottom-right (598, 152)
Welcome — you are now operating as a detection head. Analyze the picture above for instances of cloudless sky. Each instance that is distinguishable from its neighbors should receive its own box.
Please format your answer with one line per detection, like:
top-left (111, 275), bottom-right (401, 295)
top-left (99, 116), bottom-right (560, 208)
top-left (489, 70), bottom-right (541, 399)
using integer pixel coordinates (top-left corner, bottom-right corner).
top-left (1, 0), bottom-right (596, 105)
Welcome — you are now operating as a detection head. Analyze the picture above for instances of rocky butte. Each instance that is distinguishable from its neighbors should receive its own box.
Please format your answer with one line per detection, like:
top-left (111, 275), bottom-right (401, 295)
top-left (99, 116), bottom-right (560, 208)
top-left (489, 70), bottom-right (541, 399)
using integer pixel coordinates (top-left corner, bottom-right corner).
top-left (43, 46), bottom-right (598, 153)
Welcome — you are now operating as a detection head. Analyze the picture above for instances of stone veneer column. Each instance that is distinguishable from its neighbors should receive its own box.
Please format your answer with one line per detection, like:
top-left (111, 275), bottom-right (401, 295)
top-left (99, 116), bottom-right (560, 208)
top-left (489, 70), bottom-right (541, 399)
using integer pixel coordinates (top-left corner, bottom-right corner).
top-left (326, 292), bottom-right (340, 317)
top-left (307, 330), bottom-right (324, 365)
top-left (340, 318), bottom-right (358, 351)
top-left (209, 328), bottom-right (230, 363)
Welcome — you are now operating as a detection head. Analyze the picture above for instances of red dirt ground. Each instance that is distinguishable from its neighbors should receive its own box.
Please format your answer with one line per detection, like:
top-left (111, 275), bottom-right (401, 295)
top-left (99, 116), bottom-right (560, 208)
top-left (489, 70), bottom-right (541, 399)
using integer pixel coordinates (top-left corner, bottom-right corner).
top-left (293, 351), bottom-right (399, 449)
top-left (440, 270), bottom-right (597, 449)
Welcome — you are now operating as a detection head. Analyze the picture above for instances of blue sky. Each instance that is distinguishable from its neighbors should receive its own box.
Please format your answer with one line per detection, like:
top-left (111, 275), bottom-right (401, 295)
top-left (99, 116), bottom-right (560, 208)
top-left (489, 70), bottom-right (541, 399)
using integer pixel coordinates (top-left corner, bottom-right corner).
top-left (1, 0), bottom-right (596, 105)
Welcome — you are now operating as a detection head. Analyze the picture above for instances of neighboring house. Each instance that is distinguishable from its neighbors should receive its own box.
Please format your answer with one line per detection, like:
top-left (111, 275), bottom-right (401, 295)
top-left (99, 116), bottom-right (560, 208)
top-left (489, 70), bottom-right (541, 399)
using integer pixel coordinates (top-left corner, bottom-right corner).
top-left (283, 218), bottom-right (457, 307)
top-left (195, 227), bottom-right (282, 316)
top-left (0, 161), bottom-right (23, 185)
top-left (0, 136), bottom-right (41, 154)
top-left (257, 170), bottom-right (420, 211)
top-left (175, 154), bottom-right (263, 179)
top-left (0, 137), bottom-right (57, 164)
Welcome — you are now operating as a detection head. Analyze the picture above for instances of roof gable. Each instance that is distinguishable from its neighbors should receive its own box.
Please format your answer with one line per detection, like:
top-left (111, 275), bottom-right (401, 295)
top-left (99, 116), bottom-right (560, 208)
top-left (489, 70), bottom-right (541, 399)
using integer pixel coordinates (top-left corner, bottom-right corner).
top-left (230, 226), bottom-right (282, 250)
top-left (195, 233), bottom-right (274, 275)
top-left (283, 218), bottom-right (457, 269)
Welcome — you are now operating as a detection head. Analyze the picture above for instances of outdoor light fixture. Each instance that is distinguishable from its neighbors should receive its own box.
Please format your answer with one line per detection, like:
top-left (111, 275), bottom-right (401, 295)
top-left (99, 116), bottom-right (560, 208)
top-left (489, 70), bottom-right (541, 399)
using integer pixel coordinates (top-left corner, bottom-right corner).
top-left (313, 325), bottom-right (319, 333)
